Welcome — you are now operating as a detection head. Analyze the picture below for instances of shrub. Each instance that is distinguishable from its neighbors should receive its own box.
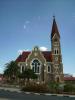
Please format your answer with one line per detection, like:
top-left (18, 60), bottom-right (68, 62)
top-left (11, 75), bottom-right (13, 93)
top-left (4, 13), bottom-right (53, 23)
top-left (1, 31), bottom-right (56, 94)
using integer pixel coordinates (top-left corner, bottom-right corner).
top-left (64, 83), bottom-right (75, 94)
top-left (22, 83), bottom-right (49, 93)
top-left (48, 82), bottom-right (59, 93)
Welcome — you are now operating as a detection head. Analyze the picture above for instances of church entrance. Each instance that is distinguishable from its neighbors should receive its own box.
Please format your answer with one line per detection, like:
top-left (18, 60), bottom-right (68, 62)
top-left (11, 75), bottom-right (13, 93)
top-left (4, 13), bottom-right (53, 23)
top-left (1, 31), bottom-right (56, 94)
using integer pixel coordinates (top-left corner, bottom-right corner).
top-left (56, 77), bottom-right (59, 83)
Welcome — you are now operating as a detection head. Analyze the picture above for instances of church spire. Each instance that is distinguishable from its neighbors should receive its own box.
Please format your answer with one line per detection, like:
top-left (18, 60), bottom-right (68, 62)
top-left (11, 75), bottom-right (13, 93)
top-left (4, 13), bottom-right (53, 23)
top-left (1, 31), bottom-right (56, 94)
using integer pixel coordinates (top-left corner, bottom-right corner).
top-left (51, 16), bottom-right (60, 39)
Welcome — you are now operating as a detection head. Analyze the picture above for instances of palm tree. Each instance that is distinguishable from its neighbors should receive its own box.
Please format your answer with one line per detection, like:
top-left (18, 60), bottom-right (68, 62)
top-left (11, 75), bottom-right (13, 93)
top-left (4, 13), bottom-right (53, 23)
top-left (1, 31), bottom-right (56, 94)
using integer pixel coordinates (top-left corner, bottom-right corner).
top-left (4, 61), bottom-right (19, 82)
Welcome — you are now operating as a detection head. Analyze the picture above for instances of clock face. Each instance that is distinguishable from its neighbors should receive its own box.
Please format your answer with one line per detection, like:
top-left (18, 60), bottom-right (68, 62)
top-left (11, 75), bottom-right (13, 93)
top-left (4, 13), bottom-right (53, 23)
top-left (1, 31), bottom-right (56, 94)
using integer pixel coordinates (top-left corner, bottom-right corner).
top-left (55, 57), bottom-right (58, 61)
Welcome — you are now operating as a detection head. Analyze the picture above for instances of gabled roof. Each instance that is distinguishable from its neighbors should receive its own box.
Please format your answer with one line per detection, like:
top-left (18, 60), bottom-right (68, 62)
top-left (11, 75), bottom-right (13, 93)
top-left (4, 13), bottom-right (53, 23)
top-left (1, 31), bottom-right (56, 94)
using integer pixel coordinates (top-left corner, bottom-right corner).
top-left (16, 51), bottom-right (30, 62)
top-left (51, 17), bottom-right (60, 39)
top-left (42, 51), bottom-right (52, 62)
top-left (16, 51), bottom-right (52, 62)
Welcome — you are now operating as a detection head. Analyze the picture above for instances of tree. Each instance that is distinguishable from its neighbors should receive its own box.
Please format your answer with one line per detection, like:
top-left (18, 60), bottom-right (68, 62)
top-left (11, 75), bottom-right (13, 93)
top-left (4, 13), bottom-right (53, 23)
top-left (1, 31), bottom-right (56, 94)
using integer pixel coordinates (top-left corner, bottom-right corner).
top-left (19, 69), bottom-right (37, 85)
top-left (4, 61), bottom-right (19, 82)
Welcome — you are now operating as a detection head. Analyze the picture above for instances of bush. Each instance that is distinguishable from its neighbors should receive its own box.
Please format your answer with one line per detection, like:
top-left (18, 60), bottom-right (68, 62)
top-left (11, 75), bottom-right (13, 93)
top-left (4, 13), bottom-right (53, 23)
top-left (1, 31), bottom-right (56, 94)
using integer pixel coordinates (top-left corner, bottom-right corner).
top-left (48, 82), bottom-right (60, 93)
top-left (64, 83), bottom-right (75, 93)
top-left (21, 83), bottom-right (49, 93)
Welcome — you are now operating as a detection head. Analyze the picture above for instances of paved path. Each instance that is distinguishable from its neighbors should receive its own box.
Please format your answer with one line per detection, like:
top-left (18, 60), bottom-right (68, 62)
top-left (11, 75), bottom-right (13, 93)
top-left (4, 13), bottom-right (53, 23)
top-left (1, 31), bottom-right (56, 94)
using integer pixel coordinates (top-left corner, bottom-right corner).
top-left (0, 86), bottom-right (20, 92)
top-left (0, 86), bottom-right (75, 100)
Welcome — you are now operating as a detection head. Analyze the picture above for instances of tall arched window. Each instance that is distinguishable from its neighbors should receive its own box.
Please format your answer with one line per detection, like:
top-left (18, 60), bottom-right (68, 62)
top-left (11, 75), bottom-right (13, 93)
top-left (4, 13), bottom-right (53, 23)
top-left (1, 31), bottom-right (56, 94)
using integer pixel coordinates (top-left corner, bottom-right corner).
top-left (31, 59), bottom-right (41, 73)
top-left (22, 66), bottom-right (24, 72)
top-left (57, 49), bottom-right (58, 54)
top-left (54, 50), bottom-right (56, 54)
top-left (47, 66), bottom-right (51, 73)
top-left (54, 48), bottom-right (59, 54)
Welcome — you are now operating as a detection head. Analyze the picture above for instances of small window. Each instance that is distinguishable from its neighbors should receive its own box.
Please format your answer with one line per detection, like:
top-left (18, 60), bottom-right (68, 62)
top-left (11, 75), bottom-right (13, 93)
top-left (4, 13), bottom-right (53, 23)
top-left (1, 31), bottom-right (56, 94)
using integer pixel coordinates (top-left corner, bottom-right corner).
top-left (22, 66), bottom-right (24, 72)
top-left (54, 48), bottom-right (59, 54)
top-left (54, 50), bottom-right (56, 54)
top-left (48, 66), bottom-right (50, 72)
top-left (34, 46), bottom-right (38, 51)
top-left (57, 50), bottom-right (58, 54)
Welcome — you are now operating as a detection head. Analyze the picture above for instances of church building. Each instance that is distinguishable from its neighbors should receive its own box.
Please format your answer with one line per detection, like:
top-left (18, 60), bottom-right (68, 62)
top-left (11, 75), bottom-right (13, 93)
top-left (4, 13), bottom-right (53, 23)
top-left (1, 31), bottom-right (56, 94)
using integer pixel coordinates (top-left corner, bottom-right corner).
top-left (16, 17), bottom-right (64, 83)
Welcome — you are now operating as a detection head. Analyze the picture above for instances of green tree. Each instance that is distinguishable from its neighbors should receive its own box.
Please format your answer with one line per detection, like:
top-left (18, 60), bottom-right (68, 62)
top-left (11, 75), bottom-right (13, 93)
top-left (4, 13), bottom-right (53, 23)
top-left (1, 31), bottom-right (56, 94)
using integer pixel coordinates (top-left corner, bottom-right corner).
top-left (19, 68), bottom-right (37, 85)
top-left (4, 61), bottom-right (19, 82)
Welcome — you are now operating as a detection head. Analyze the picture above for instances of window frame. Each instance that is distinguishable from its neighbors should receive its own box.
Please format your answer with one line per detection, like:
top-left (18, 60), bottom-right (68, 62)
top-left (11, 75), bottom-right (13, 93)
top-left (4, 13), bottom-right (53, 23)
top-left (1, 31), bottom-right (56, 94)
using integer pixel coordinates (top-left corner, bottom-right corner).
top-left (54, 48), bottom-right (59, 55)
top-left (47, 65), bottom-right (51, 73)
top-left (31, 58), bottom-right (41, 74)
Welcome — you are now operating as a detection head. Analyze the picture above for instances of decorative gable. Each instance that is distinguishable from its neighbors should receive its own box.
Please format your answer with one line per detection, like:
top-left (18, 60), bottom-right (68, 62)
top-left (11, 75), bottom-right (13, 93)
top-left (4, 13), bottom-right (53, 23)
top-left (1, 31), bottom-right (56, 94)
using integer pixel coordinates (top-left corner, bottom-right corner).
top-left (26, 46), bottom-right (46, 67)
top-left (16, 49), bottom-right (52, 63)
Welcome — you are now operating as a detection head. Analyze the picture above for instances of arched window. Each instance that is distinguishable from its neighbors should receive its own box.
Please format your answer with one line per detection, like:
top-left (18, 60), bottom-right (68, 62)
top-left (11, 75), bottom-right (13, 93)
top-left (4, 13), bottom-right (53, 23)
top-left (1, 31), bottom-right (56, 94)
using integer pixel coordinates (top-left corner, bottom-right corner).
top-left (20, 65), bottom-right (25, 73)
top-left (47, 66), bottom-right (51, 73)
top-left (57, 49), bottom-right (58, 54)
top-left (31, 59), bottom-right (41, 73)
top-left (54, 50), bottom-right (56, 54)
top-left (54, 48), bottom-right (59, 54)
top-left (22, 66), bottom-right (24, 72)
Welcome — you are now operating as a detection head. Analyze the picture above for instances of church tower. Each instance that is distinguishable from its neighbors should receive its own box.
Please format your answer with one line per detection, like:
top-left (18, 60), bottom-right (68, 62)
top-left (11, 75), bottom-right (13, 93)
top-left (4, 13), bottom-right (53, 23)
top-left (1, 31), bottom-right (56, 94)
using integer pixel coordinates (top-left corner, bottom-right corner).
top-left (51, 16), bottom-right (64, 83)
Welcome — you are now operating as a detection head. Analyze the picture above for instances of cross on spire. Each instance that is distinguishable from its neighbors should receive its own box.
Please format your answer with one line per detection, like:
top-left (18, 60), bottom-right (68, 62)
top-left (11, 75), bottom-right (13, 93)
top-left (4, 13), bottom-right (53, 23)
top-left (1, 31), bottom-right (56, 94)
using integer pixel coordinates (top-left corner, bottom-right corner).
top-left (51, 16), bottom-right (60, 39)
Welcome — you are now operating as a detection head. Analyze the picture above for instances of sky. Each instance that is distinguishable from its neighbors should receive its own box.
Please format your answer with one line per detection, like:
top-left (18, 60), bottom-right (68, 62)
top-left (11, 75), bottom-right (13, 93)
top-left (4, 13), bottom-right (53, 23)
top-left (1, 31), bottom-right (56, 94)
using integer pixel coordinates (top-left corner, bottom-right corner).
top-left (0, 0), bottom-right (75, 76)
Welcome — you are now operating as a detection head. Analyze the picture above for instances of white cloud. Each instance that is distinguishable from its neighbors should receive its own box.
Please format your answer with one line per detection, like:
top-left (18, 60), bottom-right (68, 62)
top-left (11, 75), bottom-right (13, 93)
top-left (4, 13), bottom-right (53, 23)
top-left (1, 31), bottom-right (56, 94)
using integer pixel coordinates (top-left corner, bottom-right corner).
top-left (25, 49), bottom-right (29, 51)
top-left (24, 20), bottom-right (30, 30)
top-left (18, 49), bottom-right (29, 55)
top-left (18, 47), bottom-right (48, 55)
top-left (18, 50), bottom-right (23, 55)
top-left (39, 47), bottom-right (48, 51)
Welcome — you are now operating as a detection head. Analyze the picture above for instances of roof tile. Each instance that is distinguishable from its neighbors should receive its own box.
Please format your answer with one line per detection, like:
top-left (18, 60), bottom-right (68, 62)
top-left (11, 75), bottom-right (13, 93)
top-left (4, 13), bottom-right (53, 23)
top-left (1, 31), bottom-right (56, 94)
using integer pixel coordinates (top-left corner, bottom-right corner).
top-left (16, 51), bottom-right (52, 62)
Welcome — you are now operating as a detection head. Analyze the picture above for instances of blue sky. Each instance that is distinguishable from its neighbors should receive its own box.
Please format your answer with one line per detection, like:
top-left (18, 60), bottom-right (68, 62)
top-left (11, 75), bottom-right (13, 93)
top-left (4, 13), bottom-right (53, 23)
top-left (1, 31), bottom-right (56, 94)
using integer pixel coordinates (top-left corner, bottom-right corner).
top-left (0, 0), bottom-right (75, 76)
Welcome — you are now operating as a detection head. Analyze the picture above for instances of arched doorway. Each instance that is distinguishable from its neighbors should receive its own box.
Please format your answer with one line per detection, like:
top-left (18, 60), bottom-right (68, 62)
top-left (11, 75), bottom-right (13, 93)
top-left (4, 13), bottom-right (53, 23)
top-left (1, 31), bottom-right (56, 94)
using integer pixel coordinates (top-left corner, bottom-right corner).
top-left (56, 77), bottom-right (59, 83)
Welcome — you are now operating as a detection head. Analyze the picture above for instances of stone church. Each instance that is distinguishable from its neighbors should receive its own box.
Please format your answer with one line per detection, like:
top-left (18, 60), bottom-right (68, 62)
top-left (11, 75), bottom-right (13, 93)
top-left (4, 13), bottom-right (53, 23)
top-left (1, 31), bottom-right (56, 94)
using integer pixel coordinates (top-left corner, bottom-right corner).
top-left (16, 17), bottom-right (64, 83)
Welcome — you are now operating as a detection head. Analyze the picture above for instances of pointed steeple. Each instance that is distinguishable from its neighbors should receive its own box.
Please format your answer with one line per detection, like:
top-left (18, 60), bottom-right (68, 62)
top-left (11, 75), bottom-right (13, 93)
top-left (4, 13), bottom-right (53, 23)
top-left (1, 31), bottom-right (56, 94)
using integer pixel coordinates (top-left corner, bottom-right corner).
top-left (51, 16), bottom-right (60, 39)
